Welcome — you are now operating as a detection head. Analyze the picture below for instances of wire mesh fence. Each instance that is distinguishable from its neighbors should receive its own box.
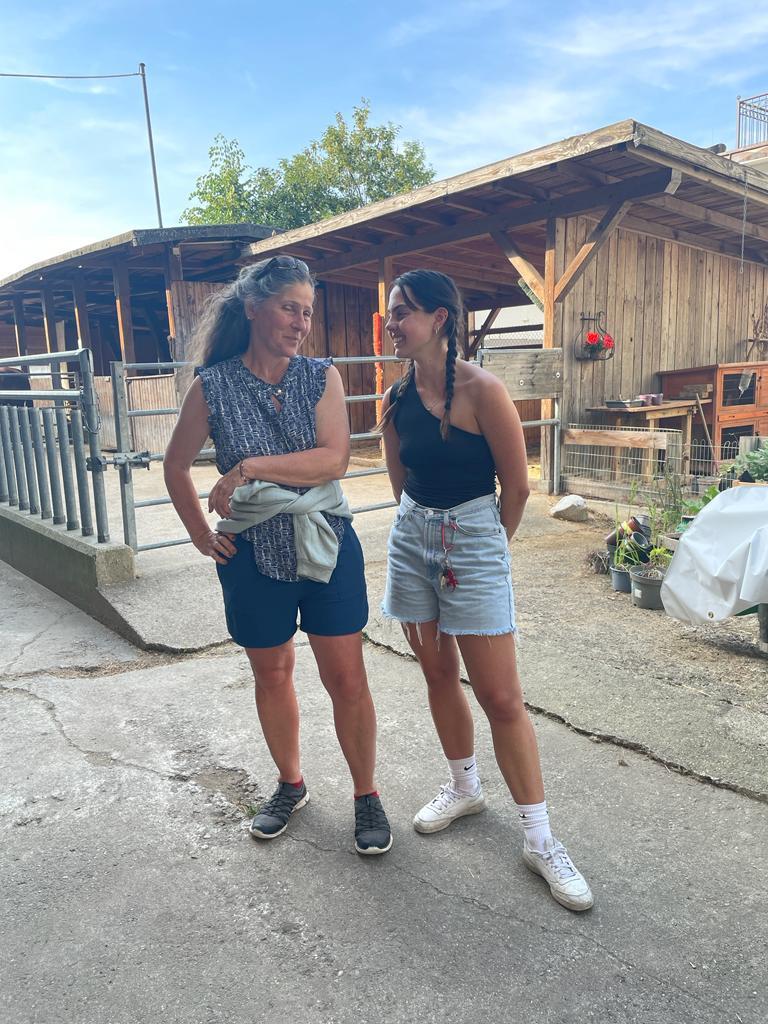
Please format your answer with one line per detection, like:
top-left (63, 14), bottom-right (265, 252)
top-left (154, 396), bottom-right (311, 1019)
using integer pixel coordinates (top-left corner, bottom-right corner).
top-left (561, 424), bottom-right (751, 502)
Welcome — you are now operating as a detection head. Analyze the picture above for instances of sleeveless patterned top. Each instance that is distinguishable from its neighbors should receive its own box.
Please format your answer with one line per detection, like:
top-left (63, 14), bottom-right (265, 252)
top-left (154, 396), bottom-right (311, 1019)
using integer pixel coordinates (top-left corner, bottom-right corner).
top-left (197, 355), bottom-right (345, 582)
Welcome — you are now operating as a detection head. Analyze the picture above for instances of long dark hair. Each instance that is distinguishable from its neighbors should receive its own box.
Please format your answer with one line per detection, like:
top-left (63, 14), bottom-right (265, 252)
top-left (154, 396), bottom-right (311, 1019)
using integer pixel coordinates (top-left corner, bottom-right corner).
top-left (380, 269), bottom-right (463, 440)
top-left (195, 256), bottom-right (315, 367)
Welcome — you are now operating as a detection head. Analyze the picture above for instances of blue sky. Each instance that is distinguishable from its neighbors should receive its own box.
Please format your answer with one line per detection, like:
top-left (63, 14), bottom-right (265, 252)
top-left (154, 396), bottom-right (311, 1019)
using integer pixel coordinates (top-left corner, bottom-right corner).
top-left (1, 0), bottom-right (767, 279)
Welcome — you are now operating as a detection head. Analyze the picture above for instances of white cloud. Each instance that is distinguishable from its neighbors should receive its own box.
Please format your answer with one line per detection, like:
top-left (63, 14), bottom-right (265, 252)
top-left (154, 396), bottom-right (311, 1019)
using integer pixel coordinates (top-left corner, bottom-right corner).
top-left (387, 0), bottom-right (510, 46)
top-left (400, 79), bottom-right (605, 178)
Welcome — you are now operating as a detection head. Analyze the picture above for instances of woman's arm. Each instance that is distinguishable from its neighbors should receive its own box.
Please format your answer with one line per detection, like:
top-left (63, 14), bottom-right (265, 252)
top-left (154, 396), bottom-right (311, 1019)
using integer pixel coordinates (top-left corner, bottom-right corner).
top-left (163, 379), bottom-right (236, 564)
top-left (474, 374), bottom-right (530, 540)
top-left (207, 364), bottom-right (351, 517)
top-left (380, 387), bottom-right (406, 502)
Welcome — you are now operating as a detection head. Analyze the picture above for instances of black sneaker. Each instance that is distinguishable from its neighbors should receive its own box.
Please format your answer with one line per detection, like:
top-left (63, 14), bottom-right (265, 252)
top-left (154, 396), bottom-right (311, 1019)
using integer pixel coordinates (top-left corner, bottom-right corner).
top-left (354, 794), bottom-right (393, 855)
top-left (249, 780), bottom-right (309, 839)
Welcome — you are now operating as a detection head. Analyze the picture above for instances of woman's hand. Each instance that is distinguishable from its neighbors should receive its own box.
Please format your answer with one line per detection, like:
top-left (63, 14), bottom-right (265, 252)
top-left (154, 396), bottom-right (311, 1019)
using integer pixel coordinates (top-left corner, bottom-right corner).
top-left (207, 466), bottom-right (242, 518)
top-left (191, 528), bottom-right (237, 565)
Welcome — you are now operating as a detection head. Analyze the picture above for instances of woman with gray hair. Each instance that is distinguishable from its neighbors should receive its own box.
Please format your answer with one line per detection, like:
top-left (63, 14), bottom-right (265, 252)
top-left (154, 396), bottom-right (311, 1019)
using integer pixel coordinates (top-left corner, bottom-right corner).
top-left (164, 255), bottom-right (392, 855)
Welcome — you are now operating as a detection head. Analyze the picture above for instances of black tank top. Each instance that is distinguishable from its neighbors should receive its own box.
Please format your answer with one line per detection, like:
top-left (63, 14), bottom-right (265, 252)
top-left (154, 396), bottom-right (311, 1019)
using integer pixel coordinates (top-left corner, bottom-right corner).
top-left (392, 374), bottom-right (496, 508)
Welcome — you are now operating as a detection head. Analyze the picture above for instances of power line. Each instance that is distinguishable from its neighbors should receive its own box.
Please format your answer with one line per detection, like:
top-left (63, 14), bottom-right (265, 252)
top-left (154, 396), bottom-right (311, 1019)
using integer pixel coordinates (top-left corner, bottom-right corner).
top-left (0, 71), bottom-right (139, 79)
top-left (0, 63), bottom-right (163, 227)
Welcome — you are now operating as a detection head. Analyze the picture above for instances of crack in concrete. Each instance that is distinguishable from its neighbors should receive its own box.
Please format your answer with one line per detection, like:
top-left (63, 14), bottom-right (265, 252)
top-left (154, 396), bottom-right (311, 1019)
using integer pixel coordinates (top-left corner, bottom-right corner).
top-left (2, 611), bottom-right (68, 677)
top-left (362, 633), bottom-right (768, 806)
top-left (286, 831), bottom-right (721, 1014)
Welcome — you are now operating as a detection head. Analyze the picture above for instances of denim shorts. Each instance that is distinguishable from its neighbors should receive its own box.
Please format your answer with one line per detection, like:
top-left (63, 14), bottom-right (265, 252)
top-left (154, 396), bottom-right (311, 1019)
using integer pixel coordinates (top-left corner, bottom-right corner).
top-left (216, 524), bottom-right (368, 648)
top-left (382, 492), bottom-right (516, 636)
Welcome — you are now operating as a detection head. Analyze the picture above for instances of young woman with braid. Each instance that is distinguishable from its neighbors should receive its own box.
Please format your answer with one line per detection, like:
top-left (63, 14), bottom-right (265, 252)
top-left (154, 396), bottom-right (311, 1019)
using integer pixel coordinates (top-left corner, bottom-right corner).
top-left (379, 269), bottom-right (592, 911)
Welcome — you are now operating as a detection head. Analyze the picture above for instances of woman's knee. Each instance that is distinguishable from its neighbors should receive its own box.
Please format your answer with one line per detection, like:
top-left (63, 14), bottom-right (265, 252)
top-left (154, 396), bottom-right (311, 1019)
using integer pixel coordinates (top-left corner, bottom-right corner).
top-left (322, 669), bottom-right (369, 704)
top-left (246, 648), bottom-right (295, 695)
top-left (475, 686), bottom-right (527, 725)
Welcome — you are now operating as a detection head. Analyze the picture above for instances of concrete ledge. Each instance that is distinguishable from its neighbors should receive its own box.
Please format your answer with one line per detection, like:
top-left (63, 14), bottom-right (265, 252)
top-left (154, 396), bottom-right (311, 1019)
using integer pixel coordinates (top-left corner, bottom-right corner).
top-left (0, 505), bottom-right (138, 641)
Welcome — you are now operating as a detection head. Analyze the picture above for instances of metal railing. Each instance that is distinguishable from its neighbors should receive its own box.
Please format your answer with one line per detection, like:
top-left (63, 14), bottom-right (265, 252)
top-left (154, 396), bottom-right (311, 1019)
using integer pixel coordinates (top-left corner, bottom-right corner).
top-left (0, 349), bottom-right (110, 542)
top-left (110, 351), bottom-right (564, 553)
top-left (737, 92), bottom-right (768, 149)
top-left (111, 355), bottom-right (404, 553)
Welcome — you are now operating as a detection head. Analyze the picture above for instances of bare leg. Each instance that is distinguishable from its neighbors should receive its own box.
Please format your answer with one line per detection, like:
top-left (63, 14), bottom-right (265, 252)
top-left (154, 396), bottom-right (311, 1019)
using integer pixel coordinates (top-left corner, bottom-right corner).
top-left (402, 621), bottom-right (475, 760)
top-left (244, 639), bottom-right (301, 782)
top-left (308, 632), bottom-right (377, 795)
top-left (456, 632), bottom-right (545, 805)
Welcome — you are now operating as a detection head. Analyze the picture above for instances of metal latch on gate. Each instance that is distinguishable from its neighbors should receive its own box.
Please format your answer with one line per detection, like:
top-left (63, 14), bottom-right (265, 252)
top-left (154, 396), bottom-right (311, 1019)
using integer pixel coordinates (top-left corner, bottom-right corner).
top-left (110, 451), bottom-right (153, 469)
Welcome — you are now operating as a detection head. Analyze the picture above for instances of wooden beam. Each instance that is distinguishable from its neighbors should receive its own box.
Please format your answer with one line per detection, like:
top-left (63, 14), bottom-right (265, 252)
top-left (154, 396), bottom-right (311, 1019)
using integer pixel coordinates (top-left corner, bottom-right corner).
top-left (554, 200), bottom-right (632, 302)
top-left (643, 191), bottom-right (768, 245)
top-left (70, 270), bottom-right (93, 349)
top-left (12, 295), bottom-right (27, 356)
top-left (112, 259), bottom-right (137, 363)
top-left (304, 169), bottom-right (676, 277)
top-left (40, 282), bottom-right (58, 353)
top-left (543, 220), bottom-right (556, 350)
top-left (162, 245), bottom-right (180, 353)
top-left (602, 211), bottom-right (768, 265)
top-left (490, 230), bottom-right (544, 302)
top-left (467, 308), bottom-right (500, 359)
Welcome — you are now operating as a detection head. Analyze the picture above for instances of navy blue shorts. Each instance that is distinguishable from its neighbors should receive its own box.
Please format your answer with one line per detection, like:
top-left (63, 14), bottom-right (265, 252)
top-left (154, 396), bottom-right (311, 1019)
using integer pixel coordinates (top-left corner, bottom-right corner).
top-left (216, 524), bottom-right (369, 649)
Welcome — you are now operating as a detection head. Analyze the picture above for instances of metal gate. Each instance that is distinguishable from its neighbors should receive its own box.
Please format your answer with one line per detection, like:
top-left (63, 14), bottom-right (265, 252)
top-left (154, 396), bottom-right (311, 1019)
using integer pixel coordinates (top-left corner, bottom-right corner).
top-left (109, 349), bottom-right (564, 554)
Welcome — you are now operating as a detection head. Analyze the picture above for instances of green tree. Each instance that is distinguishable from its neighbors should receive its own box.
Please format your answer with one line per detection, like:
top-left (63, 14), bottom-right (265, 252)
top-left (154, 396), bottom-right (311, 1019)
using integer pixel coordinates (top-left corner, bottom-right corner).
top-left (181, 100), bottom-right (434, 228)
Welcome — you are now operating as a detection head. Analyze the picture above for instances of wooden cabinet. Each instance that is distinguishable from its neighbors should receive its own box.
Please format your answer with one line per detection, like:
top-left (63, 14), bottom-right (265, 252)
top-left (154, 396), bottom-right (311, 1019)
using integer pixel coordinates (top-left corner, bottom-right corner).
top-left (658, 361), bottom-right (768, 453)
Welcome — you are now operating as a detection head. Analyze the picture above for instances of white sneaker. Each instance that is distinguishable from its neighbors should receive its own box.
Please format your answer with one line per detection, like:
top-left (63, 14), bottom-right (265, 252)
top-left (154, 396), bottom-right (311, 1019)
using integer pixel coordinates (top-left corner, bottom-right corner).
top-left (522, 837), bottom-right (594, 912)
top-left (413, 783), bottom-right (486, 834)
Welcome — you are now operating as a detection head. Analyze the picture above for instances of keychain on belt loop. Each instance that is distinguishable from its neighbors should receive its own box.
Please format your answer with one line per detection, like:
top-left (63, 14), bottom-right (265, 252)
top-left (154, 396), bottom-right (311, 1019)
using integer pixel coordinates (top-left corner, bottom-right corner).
top-left (440, 520), bottom-right (458, 590)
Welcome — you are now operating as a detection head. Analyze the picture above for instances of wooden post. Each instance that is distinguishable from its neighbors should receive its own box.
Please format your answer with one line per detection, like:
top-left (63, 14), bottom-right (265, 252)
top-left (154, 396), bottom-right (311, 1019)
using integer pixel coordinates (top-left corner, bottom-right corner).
top-left (377, 257), bottom-right (398, 391)
top-left (542, 219), bottom-right (559, 492)
top-left (112, 259), bottom-right (137, 366)
top-left (12, 296), bottom-right (27, 357)
top-left (40, 282), bottom-right (58, 354)
top-left (70, 270), bottom-right (93, 350)
top-left (163, 244), bottom-right (182, 356)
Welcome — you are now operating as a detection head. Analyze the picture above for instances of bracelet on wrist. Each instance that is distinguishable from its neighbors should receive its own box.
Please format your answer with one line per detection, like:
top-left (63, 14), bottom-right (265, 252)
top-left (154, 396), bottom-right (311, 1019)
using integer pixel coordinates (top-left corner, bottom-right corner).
top-left (238, 459), bottom-right (248, 484)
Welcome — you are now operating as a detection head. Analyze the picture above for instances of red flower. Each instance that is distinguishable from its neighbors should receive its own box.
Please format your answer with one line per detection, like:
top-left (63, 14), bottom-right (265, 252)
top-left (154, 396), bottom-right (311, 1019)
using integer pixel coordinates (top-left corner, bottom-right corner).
top-left (586, 331), bottom-right (600, 345)
top-left (603, 334), bottom-right (615, 350)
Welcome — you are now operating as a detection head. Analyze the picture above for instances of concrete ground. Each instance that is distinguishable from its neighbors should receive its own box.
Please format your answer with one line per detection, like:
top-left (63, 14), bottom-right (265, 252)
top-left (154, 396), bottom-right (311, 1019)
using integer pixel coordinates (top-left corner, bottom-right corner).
top-left (2, 464), bottom-right (768, 1023)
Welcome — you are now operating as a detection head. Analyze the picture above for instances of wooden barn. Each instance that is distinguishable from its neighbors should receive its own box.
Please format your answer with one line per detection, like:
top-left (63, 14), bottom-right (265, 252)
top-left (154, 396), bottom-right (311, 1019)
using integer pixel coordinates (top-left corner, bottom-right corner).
top-left (3, 119), bottom-right (768, 483)
top-left (233, 118), bottom-right (768, 481)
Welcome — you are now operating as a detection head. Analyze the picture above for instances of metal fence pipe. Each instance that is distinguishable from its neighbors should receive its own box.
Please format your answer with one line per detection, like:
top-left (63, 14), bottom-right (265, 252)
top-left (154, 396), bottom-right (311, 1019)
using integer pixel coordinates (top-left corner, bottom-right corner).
top-left (345, 394), bottom-right (384, 404)
top-left (553, 397), bottom-right (562, 496)
top-left (41, 409), bottom-right (66, 525)
top-left (134, 492), bottom-right (209, 509)
top-left (19, 407), bottom-right (41, 515)
top-left (69, 410), bottom-right (94, 537)
top-left (349, 500), bottom-right (397, 514)
top-left (78, 349), bottom-right (110, 542)
top-left (122, 361), bottom-right (191, 371)
top-left (0, 348), bottom-right (87, 369)
top-left (350, 431), bottom-right (380, 442)
top-left (0, 389), bottom-right (78, 402)
top-left (137, 537), bottom-right (193, 552)
top-left (55, 408), bottom-right (79, 531)
top-left (0, 423), bottom-right (7, 503)
top-left (28, 409), bottom-right (52, 519)
top-left (111, 361), bottom-right (138, 550)
top-left (8, 409), bottom-right (29, 511)
top-left (0, 407), bottom-right (18, 506)
top-left (126, 407), bottom-right (180, 418)
top-left (331, 355), bottom-right (402, 364)
top-left (344, 467), bottom-right (388, 479)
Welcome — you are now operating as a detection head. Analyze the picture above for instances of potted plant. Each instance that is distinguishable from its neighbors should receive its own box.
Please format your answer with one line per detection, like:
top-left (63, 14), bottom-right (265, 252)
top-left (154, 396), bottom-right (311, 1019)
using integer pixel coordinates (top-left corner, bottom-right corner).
top-left (630, 546), bottom-right (672, 610)
top-left (610, 535), bottom-right (645, 592)
top-left (719, 440), bottom-right (768, 486)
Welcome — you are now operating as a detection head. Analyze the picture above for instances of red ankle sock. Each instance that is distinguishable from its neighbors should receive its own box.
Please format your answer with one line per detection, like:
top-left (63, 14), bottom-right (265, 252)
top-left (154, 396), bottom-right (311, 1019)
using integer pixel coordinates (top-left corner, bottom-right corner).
top-left (355, 790), bottom-right (379, 800)
top-left (280, 777), bottom-right (303, 788)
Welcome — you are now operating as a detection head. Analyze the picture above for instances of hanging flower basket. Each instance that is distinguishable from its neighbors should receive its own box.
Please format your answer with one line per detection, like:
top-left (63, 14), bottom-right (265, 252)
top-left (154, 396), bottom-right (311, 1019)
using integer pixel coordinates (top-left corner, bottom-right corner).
top-left (573, 312), bottom-right (616, 361)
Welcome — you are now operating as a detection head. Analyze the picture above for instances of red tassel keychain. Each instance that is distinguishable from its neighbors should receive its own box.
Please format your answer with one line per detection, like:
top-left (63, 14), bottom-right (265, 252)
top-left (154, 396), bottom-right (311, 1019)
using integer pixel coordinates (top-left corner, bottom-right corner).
top-left (440, 521), bottom-right (458, 590)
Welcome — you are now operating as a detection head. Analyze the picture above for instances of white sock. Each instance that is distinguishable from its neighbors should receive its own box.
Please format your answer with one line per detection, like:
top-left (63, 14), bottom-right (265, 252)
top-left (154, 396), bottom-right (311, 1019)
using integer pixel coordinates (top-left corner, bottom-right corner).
top-left (447, 755), bottom-right (480, 796)
top-left (516, 800), bottom-right (553, 853)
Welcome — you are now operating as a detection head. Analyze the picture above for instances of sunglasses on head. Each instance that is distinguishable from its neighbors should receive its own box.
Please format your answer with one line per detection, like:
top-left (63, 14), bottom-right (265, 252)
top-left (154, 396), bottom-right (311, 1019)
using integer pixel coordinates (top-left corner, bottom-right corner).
top-left (252, 255), bottom-right (309, 281)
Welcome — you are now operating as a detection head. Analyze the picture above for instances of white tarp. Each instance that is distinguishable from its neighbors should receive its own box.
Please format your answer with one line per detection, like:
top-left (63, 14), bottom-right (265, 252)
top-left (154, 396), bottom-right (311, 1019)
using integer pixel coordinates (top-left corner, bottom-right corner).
top-left (661, 485), bottom-right (768, 624)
